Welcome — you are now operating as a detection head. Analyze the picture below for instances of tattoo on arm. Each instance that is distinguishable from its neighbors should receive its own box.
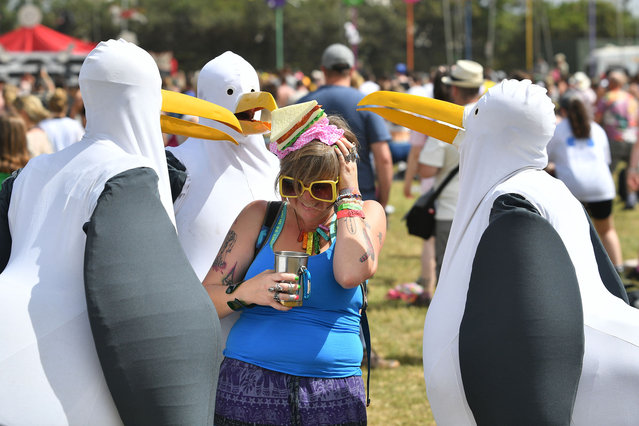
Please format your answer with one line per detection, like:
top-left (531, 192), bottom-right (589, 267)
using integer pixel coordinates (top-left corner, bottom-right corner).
top-left (360, 228), bottom-right (375, 263)
top-left (211, 230), bottom-right (237, 272)
top-left (345, 217), bottom-right (358, 235)
top-left (378, 232), bottom-right (383, 245)
top-left (222, 262), bottom-right (238, 287)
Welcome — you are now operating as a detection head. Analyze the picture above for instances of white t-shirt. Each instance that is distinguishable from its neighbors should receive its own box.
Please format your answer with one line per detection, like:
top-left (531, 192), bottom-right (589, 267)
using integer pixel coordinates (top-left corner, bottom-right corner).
top-left (418, 137), bottom-right (459, 220)
top-left (39, 117), bottom-right (85, 152)
top-left (408, 130), bottom-right (435, 193)
top-left (547, 119), bottom-right (616, 202)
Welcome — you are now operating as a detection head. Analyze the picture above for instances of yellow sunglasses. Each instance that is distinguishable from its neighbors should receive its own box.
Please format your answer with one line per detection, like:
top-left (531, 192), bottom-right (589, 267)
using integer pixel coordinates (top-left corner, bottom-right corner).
top-left (279, 175), bottom-right (339, 203)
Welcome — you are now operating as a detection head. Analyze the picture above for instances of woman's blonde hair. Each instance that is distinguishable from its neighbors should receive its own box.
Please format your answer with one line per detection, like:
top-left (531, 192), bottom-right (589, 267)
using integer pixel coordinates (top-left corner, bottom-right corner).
top-left (0, 114), bottom-right (30, 174)
top-left (47, 88), bottom-right (69, 114)
top-left (277, 115), bottom-right (358, 186)
top-left (15, 95), bottom-right (50, 123)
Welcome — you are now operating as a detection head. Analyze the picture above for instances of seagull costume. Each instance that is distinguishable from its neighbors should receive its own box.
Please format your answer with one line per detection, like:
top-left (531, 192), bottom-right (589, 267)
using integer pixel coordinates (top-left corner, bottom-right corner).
top-left (359, 79), bottom-right (639, 425)
top-left (0, 39), bottom-right (239, 425)
top-left (167, 51), bottom-right (279, 342)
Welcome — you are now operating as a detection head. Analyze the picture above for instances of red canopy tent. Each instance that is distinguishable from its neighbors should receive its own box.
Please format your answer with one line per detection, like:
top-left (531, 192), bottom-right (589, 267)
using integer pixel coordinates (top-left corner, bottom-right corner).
top-left (0, 24), bottom-right (97, 54)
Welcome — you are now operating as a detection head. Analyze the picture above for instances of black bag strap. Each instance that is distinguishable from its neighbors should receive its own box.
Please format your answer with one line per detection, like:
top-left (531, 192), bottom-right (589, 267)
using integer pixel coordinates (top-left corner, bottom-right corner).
top-left (430, 165), bottom-right (459, 201)
top-left (0, 168), bottom-right (21, 273)
top-left (254, 201), bottom-right (284, 258)
top-left (360, 281), bottom-right (371, 406)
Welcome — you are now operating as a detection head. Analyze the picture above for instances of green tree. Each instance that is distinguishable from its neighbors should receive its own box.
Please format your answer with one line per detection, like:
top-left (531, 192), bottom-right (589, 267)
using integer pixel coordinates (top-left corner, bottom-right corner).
top-left (2, 0), bottom-right (638, 78)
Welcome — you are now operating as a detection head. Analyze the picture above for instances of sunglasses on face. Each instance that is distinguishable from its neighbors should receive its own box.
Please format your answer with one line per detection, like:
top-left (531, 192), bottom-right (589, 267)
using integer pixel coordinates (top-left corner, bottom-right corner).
top-left (279, 175), bottom-right (339, 203)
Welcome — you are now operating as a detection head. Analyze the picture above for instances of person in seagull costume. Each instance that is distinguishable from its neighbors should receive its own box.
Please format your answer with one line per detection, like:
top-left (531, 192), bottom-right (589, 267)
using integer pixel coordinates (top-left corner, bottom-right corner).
top-left (0, 39), bottom-right (242, 425)
top-left (359, 79), bottom-right (639, 425)
top-left (167, 51), bottom-right (280, 343)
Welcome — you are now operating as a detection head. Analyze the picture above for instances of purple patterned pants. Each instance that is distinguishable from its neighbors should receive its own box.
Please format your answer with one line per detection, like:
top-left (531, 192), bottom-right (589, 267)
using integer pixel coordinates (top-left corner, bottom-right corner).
top-left (215, 358), bottom-right (367, 425)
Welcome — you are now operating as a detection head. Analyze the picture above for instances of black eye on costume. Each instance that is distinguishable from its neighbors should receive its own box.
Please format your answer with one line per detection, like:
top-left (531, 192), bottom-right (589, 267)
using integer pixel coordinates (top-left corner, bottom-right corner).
top-left (227, 88), bottom-right (234, 95)
top-left (251, 89), bottom-right (256, 92)
top-left (474, 108), bottom-right (479, 115)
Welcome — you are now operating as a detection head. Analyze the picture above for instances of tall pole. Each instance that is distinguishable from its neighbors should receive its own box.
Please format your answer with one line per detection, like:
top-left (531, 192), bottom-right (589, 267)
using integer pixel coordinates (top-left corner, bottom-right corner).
top-left (616, 0), bottom-right (624, 46)
top-left (589, 0), bottom-right (596, 76)
top-left (486, 0), bottom-right (496, 69)
top-left (122, 0), bottom-right (129, 32)
top-left (407, 1), bottom-right (414, 71)
top-left (351, 7), bottom-right (359, 69)
top-left (442, 0), bottom-right (453, 64)
top-left (526, 0), bottom-right (533, 71)
top-left (464, 0), bottom-right (472, 59)
top-left (275, 6), bottom-right (283, 70)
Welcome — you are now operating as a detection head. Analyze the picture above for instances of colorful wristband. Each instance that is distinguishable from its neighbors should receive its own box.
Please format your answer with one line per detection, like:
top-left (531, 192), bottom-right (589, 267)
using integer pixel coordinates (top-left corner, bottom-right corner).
top-left (336, 209), bottom-right (366, 219)
top-left (336, 192), bottom-right (362, 202)
top-left (337, 202), bottom-right (363, 211)
top-left (339, 187), bottom-right (361, 196)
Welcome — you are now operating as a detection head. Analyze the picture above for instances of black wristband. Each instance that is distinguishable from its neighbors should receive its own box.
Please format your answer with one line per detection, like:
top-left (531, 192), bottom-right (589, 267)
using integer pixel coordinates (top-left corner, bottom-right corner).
top-left (225, 281), bottom-right (255, 311)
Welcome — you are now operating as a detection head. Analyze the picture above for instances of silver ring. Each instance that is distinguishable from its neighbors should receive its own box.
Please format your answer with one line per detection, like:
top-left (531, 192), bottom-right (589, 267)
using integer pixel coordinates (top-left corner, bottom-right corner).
top-left (275, 283), bottom-right (283, 292)
top-left (273, 292), bottom-right (281, 302)
top-left (268, 286), bottom-right (276, 293)
top-left (344, 150), bottom-right (357, 162)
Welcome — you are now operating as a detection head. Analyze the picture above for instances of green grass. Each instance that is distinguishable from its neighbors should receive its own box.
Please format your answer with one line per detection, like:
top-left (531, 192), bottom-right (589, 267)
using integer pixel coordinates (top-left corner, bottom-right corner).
top-left (365, 179), bottom-right (639, 425)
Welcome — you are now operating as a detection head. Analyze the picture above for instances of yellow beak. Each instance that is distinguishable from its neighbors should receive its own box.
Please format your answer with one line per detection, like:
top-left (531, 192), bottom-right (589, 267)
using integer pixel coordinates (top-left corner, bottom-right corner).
top-left (234, 91), bottom-right (278, 135)
top-left (161, 90), bottom-right (242, 144)
top-left (357, 91), bottom-right (465, 144)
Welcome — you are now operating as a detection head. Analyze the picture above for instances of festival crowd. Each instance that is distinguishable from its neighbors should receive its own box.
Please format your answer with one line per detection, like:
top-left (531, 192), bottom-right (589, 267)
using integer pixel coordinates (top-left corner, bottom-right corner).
top-left (1, 39), bottom-right (638, 425)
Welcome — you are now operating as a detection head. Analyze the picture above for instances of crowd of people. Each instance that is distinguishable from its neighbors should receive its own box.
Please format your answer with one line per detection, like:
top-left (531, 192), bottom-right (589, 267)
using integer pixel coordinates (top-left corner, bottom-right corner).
top-left (1, 38), bottom-right (638, 425)
top-left (0, 68), bottom-right (85, 183)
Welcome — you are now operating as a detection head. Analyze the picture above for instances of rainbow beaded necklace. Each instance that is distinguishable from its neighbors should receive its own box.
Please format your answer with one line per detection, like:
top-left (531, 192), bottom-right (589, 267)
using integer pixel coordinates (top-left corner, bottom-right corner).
top-left (293, 207), bottom-right (337, 255)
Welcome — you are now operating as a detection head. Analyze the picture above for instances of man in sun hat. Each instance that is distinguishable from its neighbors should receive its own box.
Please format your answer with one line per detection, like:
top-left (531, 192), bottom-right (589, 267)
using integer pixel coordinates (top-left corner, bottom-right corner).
top-left (441, 59), bottom-right (484, 88)
top-left (418, 59), bottom-right (484, 284)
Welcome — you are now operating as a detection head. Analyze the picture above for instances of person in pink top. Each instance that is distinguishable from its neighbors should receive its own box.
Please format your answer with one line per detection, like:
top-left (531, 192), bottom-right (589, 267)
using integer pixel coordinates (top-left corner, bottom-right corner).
top-left (595, 69), bottom-right (639, 209)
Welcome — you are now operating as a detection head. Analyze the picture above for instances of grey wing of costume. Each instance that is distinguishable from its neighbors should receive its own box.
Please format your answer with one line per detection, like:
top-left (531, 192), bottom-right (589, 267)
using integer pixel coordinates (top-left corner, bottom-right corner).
top-left (0, 39), bottom-right (222, 425)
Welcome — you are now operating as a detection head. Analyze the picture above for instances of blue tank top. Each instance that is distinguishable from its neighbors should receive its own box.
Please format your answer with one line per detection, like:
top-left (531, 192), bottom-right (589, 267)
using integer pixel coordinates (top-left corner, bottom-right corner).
top-left (224, 208), bottom-right (363, 378)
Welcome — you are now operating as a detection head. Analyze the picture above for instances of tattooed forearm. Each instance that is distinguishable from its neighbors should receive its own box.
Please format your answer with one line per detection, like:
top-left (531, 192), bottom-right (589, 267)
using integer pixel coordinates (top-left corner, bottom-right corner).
top-left (360, 228), bottom-right (375, 263)
top-left (222, 262), bottom-right (238, 286)
top-left (211, 230), bottom-right (237, 272)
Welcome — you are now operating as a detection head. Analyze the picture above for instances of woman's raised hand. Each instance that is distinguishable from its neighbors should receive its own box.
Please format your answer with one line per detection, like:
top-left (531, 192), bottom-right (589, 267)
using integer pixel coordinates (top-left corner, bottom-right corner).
top-left (334, 137), bottom-right (359, 192)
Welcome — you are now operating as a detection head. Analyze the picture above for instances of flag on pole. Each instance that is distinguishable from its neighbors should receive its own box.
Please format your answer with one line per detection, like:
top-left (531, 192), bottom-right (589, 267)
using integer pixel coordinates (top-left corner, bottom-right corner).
top-left (267, 0), bottom-right (286, 8)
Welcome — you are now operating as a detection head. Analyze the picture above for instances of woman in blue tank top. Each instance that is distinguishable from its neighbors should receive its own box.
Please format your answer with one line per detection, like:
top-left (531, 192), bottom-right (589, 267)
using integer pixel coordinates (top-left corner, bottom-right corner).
top-left (203, 104), bottom-right (387, 426)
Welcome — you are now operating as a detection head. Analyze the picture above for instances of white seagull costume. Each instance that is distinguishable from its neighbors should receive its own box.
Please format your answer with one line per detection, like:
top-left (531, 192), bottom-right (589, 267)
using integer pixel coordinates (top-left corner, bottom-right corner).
top-left (167, 51), bottom-right (280, 342)
top-left (0, 39), bottom-right (240, 425)
top-left (359, 79), bottom-right (639, 425)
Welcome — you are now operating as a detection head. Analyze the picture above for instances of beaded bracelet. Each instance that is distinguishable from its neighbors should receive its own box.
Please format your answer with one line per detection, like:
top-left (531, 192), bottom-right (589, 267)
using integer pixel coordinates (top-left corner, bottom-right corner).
top-left (336, 192), bottom-right (362, 202)
top-left (336, 209), bottom-right (366, 219)
top-left (335, 197), bottom-right (364, 204)
top-left (339, 187), bottom-right (361, 196)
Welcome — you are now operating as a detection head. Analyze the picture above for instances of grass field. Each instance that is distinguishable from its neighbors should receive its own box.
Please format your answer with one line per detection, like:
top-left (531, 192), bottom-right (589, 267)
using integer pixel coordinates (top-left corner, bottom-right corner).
top-left (364, 179), bottom-right (639, 425)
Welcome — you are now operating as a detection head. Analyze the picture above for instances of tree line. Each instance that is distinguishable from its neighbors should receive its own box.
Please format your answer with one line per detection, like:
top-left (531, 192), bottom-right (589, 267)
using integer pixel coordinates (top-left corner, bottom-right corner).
top-left (1, 0), bottom-right (637, 77)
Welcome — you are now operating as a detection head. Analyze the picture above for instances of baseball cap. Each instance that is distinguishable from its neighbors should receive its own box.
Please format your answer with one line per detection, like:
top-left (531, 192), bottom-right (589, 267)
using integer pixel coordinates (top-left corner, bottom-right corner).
top-left (321, 43), bottom-right (354, 71)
